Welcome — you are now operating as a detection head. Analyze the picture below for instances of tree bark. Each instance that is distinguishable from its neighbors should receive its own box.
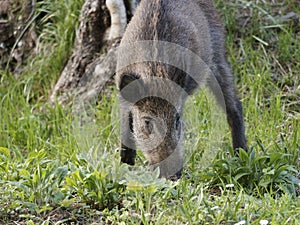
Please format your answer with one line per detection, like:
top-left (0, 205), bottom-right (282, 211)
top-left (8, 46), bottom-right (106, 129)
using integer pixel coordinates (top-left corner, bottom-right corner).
top-left (50, 0), bottom-right (137, 104)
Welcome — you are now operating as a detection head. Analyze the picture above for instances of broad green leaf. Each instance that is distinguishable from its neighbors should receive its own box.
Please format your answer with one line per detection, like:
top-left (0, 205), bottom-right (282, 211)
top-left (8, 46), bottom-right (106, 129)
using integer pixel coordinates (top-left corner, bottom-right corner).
top-left (127, 180), bottom-right (143, 192)
top-left (0, 147), bottom-right (10, 159)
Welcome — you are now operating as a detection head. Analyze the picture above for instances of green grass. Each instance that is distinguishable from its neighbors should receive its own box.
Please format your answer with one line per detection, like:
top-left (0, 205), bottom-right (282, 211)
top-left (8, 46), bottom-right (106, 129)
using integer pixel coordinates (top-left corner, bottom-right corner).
top-left (0, 0), bottom-right (299, 224)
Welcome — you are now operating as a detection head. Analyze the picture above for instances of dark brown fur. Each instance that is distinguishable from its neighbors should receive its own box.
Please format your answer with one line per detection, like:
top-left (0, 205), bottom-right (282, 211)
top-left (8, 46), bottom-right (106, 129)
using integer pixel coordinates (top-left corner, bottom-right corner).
top-left (116, 0), bottom-right (247, 178)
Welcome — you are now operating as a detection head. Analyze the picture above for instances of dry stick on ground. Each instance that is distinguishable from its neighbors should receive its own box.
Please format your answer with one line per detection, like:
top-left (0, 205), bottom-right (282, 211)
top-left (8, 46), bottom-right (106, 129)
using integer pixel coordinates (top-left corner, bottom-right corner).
top-left (50, 0), bottom-right (130, 105)
top-left (106, 0), bottom-right (127, 39)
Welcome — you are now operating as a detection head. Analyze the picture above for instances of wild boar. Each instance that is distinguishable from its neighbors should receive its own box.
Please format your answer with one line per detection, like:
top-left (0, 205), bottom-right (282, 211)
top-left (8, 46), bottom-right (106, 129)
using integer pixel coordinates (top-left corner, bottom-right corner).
top-left (116, 0), bottom-right (247, 178)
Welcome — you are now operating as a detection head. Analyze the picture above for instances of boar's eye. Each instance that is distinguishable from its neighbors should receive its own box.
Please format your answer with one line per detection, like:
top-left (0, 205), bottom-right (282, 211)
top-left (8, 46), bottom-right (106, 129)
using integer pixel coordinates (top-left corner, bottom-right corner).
top-left (142, 117), bottom-right (153, 135)
top-left (175, 113), bottom-right (181, 131)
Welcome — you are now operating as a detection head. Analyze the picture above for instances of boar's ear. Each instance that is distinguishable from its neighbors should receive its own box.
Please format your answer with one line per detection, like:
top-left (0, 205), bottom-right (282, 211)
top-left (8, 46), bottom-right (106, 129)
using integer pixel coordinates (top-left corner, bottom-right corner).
top-left (119, 73), bottom-right (143, 103)
top-left (119, 73), bottom-right (138, 90)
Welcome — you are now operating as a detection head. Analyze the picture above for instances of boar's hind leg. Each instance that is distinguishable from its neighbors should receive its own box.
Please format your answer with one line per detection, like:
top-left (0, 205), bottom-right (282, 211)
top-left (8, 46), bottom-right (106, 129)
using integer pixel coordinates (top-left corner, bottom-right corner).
top-left (120, 109), bottom-right (136, 165)
top-left (213, 62), bottom-right (247, 151)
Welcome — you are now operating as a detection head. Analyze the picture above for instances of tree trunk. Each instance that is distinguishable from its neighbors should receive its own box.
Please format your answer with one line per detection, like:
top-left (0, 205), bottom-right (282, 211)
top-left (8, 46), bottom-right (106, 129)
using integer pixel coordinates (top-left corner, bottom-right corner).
top-left (50, 0), bottom-right (138, 104)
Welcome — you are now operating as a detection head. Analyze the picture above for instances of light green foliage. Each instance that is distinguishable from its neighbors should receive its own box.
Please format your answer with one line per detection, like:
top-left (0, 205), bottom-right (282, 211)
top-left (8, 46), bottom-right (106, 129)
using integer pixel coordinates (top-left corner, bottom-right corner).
top-left (206, 147), bottom-right (299, 197)
top-left (0, 0), bottom-right (299, 224)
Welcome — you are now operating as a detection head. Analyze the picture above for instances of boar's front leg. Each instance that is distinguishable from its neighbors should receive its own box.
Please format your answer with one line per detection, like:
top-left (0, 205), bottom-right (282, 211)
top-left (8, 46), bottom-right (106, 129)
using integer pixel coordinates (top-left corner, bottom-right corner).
top-left (120, 106), bottom-right (136, 165)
